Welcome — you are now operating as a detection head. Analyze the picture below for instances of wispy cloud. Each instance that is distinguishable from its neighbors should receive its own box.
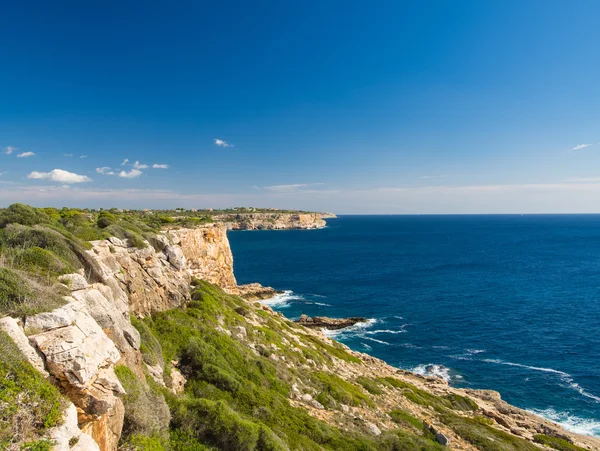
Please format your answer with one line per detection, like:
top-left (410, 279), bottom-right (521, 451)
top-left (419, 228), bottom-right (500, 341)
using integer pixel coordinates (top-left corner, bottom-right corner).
top-left (119, 169), bottom-right (142, 179)
top-left (0, 172), bottom-right (7, 176)
top-left (80, 155), bottom-right (87, 159)
top-left (263, 183), bottom-right (325, 192)
top-left (133, 161), bottom-right (148, 169)
top-left (572, 144), bottom-right (591, 150)
top-left (96, 167), bottom-right (116, 175)
top-left (214, 138), bottom-right (233, 148)
top-left (563, 177), bottom-right (600, 183)
top-left (152, 164), bottom-right (169, 169)
top-left (17, 151), bottom-right (35, 158)
top-left (121, 158), bottom-right (129, 166)
top-left (4, 146), bottom-right (16, 155)
top-left (420, 175), bottom-right (446, 179)
top-left (28, 169), bottom-right (91, 183)
top-left (64, 153), bottom-right (73, 157)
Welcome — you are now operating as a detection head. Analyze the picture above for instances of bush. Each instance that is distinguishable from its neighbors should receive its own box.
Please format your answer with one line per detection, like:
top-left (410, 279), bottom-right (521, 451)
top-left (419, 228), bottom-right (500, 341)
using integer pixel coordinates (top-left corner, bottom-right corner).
top-left (311, 371), bottom-right (374, 408)
top-left (533, 434), bottom-right (588, 451)
top-left (0, 330), bottom-right (65, 448)
top-left (356, 376), bottom-right (383, 395)
top-left (440, 411), bottom-right (540, 451)
top-left (0, 204), bottom-right (51, 228)
top-left (388, 410), bottom-right (423, 431)
top-left (114, 365), bottom-right (171, 442)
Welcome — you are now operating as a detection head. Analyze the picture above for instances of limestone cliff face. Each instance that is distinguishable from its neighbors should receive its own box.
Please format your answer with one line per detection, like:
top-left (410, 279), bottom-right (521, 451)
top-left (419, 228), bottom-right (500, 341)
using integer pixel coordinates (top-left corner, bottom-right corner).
top-left (0, 225), bottom-right (239, 451)
top-left (167, 225), bottom-right (237, 292)
top-left (214, 212), bottom-right (335, 230)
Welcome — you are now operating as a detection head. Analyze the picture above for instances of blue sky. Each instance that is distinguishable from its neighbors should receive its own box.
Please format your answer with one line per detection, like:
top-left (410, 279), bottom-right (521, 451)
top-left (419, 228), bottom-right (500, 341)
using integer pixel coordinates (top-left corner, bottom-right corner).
top-left (1, 1), bottom-right (600, 213)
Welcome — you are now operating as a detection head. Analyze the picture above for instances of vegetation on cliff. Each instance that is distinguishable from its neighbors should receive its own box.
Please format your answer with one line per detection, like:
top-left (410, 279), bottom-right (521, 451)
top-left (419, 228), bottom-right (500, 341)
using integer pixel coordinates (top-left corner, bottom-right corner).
top-left (0, 330), bottom-right (65, 450)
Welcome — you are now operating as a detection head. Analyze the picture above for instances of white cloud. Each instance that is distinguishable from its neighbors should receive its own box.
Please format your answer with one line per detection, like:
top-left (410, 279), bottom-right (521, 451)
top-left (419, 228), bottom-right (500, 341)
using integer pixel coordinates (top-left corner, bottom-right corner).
top-left (80, 155), bottom-right (87, 159)
top-left (96, 167), bottom-right (116, 175)
top-left (64, 153), bottom-right (73, 157)
top-left (4, 146), bottom-right (16, 155)
top-left (27, 169), bottom-right (92, 183)
top-left (133, 161), bottom-right (148, 169)
top-left (119, 169), bottom-right (142, 179)
top-left (214, 138), bottom-right (233, 148)
top-left (0, 172), bottom-right (7, 176)
top-left (152, 164), bottom-right (169, 169)
top-left (121, 158), bottom-right (129, 166)
top-left (572, 144), bottom-right (591, 150)
top-left (17, 151), bottom-right (35, 158)
top-left (420, 175), bottom-right (446, 179)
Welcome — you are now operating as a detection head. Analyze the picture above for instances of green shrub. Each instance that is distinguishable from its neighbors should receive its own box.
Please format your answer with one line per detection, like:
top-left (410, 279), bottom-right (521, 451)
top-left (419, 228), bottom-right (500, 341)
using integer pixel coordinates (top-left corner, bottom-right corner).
top-left (311, 371), bottom-right (374, 408)
top-left (0, 267), bottom-right (34, 313)
top-left (0, 330), bottom-right (65, 448)
top-left (533, 434), bottom-right (588, 451)
top-left (114, 365), bottom-right (170, 442)
top-left (0, 204), bottom-right (51, 228)
top-left (444, 393), bottom-right (478, 411)
top-left (388, 410), bottom-right (423, 431)
top-left (356, 376), bottom-right (383, 395)
top-left (440, 411), bottom-right (540, 451)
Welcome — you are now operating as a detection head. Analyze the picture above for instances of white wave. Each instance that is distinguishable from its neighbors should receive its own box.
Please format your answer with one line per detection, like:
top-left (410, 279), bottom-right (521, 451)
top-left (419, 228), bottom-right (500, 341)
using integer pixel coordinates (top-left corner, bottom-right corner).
top-left (361, 342), bottom-right (372, 350)
top-left (393, 316), bottom-right (404, 320)
top-left (482, 359), bottom-right (600, 404)
top-left (262, 290), bottom-right (302, 308)
top-left (528, 408), bottom-right (600, 437)
top-left (432, 345), bottom-right (450, 350)
top-left (364, 329), bottom-right (407, 335)
top-left (411, 364), bottom-right (452, 382)
top-left (311, 302), bottom-right (331, 306)
top-left (466, 349), bottom-right (486, 355)
top-left (362, 336), bottom-right (391, 345)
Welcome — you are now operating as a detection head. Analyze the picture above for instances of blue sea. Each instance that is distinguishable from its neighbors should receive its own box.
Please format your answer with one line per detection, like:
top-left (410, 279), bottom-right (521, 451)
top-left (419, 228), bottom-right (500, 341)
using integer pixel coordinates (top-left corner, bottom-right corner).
top-left (228, 215), bottom-right (600, 437)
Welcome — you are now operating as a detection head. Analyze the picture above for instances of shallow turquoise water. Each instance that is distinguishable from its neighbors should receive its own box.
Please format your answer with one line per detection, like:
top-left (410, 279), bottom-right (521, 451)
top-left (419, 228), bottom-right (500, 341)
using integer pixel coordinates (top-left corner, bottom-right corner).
top-left (228, 215), bottom-right (600, 436)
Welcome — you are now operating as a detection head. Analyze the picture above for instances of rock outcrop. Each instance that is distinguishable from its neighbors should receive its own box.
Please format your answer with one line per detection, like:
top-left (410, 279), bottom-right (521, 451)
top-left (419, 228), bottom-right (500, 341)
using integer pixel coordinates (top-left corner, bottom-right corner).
top-left (296, 314), bottom-right (368, 330)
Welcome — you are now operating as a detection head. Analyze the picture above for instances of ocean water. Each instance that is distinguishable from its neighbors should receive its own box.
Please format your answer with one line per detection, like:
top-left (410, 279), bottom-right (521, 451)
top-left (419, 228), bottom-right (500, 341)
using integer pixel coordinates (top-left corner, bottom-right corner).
top-left (228, 215), bottom-right (600, 437)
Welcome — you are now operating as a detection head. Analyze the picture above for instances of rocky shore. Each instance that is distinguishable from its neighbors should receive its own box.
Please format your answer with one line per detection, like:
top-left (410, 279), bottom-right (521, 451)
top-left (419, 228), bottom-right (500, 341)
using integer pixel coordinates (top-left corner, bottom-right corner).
top-left (296, 314), bottom-right (369, 330)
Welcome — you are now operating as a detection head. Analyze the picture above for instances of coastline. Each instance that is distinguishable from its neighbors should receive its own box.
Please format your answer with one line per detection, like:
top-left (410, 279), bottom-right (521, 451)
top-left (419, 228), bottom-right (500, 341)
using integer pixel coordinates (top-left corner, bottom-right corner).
top-left (254, 289), bottom-right (600, 448)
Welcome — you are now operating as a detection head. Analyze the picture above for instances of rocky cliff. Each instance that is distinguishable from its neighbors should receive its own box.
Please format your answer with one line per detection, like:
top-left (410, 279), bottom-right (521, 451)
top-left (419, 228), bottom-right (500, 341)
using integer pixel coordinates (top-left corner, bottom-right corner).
top-left (213, 212), bottom-right (335, 230)
top-left (2, 218), bottom-right (600, 451)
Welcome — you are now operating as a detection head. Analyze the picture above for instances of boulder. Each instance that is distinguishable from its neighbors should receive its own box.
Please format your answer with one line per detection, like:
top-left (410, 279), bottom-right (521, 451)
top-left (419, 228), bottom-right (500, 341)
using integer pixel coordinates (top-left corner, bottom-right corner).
top-left (58, 273), bottom-right (89, 291)
top-left (164, 245), bottom-right (187, 270)
top-left (27, 302), bottom-right (121, 387)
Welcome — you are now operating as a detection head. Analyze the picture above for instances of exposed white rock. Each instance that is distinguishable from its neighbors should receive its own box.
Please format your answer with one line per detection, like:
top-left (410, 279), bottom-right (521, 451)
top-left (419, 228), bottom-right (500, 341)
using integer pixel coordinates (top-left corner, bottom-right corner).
top-left (71, 288), bottom-right (140, 352)
top-left (311, 400), bottom-right (325, 410)
top-left (49, 403), bottom-right (100, 451)
top-left (164, 245), bottom-right (187, 270)
top-left (27, 302), bottom-right (121, 387)
top-left (169, 367), bottom-right (186, 394)
top-left (366, 422), bottom-right (382, 436)
top-left (58, 273), bottom-right (88, 291)
top-left (0, 316), bottom-right (49, 377)
top-left (301, 393), bottom-right (313, 402)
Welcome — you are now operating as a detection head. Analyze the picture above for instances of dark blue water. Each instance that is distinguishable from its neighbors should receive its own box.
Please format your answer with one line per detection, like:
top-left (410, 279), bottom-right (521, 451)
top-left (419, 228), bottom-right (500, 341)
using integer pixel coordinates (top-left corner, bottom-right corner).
top-left (228, 215), bottom-right (600, 436)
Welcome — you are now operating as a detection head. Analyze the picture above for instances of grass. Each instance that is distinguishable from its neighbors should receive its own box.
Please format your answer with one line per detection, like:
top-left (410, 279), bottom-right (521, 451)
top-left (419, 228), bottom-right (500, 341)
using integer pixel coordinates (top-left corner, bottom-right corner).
top-left (0, 330), bottom-right (65, 449)
top-left (533, 434), bottom-right (588, 451)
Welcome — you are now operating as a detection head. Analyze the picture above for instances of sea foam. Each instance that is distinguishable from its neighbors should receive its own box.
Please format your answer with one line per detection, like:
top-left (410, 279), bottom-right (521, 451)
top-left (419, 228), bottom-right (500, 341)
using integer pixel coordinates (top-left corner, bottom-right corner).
top-left (528, 408), bottom-right (600, 437)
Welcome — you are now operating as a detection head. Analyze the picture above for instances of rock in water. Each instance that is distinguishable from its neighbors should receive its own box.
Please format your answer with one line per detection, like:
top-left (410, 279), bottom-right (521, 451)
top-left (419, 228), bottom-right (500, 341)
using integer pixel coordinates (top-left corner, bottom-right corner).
top-left (295, 314), bottom-right (368, 330)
